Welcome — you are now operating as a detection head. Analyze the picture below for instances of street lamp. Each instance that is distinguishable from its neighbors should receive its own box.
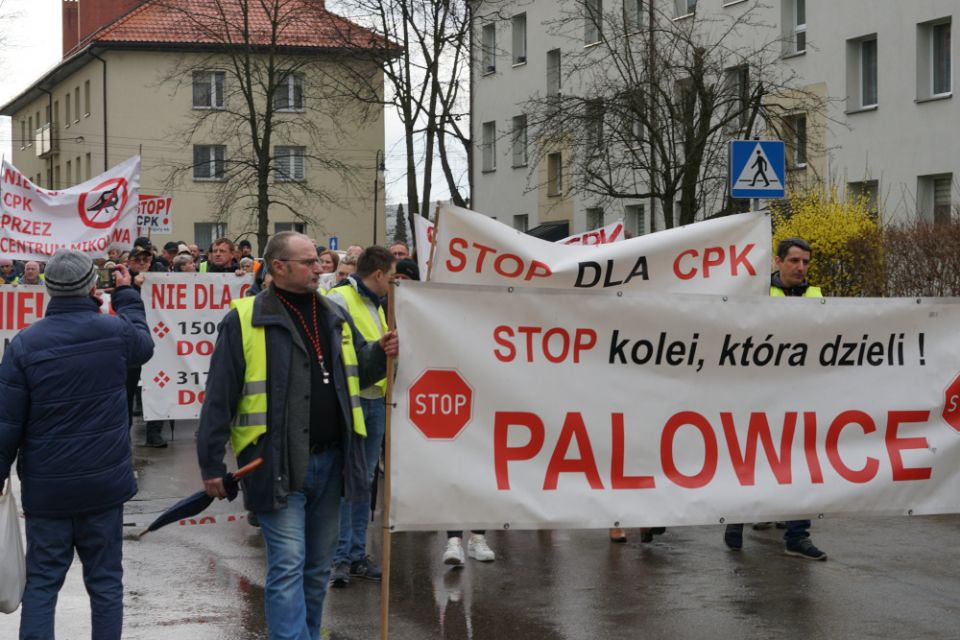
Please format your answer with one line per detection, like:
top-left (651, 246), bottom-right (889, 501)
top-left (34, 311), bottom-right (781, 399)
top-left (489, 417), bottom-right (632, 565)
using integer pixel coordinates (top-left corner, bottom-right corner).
top-left (373, 149), bottom-right (386, 245)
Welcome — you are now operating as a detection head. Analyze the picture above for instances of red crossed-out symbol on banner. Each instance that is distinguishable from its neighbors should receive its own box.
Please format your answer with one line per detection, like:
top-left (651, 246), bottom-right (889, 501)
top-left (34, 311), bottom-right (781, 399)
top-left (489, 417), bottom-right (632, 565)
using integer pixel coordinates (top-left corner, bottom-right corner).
top-left (77, 177), bottom-right (129, 229)
top-left (942, 374), bottom-right (960, 434)
top-left (408, 369), bottom-right (474, 440)
top-left (153, 371), bottom-right (171, 388)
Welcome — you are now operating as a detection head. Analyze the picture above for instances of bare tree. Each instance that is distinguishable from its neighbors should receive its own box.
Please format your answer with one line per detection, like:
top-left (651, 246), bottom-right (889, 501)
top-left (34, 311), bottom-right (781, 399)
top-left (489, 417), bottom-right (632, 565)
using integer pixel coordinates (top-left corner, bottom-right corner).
top-left (523, 0), bottom-right (830, 229)
top-left (155, 0), bottom-right (386, 253)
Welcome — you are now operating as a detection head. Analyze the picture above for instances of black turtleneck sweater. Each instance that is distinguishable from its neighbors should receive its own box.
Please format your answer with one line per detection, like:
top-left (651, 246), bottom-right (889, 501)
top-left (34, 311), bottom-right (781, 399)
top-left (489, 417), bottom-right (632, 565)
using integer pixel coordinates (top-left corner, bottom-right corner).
top-left (273, 286), bottom-right (343, 448)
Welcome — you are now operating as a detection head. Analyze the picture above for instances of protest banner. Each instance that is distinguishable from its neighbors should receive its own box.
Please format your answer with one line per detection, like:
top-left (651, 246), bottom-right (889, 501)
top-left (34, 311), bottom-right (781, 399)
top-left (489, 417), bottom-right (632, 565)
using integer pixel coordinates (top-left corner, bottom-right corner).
top-left (389, 282), bottom-right (960, 531)
top-left (429, 204), bottom-right (769, 294)
top-left (0, 285), bottom-right (47, 358)
top-left (136, 194), bottom-right (173, 236)
top-left (140, 273), bottom-right (253, 420)
top-left (0, 156), bottom-right (140, 261)
top-left (413, 213), bottom-right (434, 279)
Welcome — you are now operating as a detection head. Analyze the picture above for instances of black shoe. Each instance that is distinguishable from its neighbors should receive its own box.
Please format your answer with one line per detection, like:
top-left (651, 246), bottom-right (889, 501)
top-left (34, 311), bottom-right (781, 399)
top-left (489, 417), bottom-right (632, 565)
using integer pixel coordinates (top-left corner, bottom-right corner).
top-left (784, 539), bottom-right (827, 561)
top-left (349, 556), bottom-right (382, 581)
top-left (145, 433), bottom-right (167, 448)
top-left (752, 522), bottom-right (773, 530)
top-left (247, 511), bottom-right (259, 528)
top-left (724, 523), bottom-right (744, 550)
top-left (331, 562), bottom-right (350, 588)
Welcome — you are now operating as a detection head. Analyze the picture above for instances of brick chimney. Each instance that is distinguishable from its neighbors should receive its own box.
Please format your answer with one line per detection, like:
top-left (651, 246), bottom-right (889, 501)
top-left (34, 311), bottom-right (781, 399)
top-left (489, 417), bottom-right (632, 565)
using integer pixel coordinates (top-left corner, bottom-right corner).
top-left (63, 0), bottom-right (145, 57)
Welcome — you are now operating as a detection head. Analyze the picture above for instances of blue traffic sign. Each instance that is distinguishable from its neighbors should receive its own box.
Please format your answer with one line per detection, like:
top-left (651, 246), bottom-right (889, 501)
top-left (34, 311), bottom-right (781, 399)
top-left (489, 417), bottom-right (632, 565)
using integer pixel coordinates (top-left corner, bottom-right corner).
top-left (729, 140), bottom-right (786, 199)
top-left (329, 236), bottom-right (339, 251)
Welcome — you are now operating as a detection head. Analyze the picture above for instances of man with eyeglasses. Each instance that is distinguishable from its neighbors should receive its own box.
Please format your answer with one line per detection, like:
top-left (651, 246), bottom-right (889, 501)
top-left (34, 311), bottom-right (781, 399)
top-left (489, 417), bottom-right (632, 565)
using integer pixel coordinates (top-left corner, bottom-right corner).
top-left (125, 238), bottom-right (170, 448)
top-left (198, 231), bottom-right (397, 639)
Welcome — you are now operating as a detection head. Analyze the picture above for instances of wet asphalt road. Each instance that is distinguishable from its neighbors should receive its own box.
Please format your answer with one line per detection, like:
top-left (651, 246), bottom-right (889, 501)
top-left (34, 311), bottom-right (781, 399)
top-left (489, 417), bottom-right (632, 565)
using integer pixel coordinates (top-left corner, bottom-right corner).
top-left (2, 419), bottom-right (959, 639)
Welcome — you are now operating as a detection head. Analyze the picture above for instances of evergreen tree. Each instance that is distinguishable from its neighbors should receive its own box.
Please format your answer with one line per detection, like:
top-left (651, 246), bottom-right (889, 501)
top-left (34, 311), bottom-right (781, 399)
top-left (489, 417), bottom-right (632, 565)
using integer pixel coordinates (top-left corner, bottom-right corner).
top-left (393, 203), bottom-right (408, 245)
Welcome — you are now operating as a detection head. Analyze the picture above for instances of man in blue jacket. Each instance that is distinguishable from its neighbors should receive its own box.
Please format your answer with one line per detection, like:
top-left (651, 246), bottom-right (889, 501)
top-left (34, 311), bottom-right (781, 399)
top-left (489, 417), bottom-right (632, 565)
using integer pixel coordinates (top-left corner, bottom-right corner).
top-left (0, 249), bottom-right (154, 640)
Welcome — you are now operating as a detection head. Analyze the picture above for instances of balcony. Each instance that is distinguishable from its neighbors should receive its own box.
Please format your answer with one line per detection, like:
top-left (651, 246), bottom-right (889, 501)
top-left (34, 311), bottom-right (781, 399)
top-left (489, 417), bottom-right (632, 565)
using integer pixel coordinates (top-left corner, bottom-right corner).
top-left (35, 122), bottom-right (58, 158)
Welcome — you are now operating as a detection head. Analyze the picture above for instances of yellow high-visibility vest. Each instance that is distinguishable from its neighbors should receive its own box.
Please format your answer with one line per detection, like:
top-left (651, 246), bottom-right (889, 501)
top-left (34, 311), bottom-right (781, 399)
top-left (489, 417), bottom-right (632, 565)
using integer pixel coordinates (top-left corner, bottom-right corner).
top-left (770, 285), bottom-right (822, 298)
top-left (229, 296), bottom-right (366, 456)
top-left (330, 283), bottom-right (387, 395)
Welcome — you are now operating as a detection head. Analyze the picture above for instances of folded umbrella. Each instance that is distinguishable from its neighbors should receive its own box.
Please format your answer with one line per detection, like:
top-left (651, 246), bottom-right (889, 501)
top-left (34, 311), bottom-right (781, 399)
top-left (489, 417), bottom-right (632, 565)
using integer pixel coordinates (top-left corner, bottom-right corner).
top-left (136, 458), bottom-right (262, 538)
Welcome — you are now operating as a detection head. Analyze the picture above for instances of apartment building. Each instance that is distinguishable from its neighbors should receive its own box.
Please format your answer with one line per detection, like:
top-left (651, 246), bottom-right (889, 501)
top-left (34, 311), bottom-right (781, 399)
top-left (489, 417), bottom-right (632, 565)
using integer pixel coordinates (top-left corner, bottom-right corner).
top-left (1, 0), bottom-right (387, 251)
top-left (471, 0), bottom-right (957, 235)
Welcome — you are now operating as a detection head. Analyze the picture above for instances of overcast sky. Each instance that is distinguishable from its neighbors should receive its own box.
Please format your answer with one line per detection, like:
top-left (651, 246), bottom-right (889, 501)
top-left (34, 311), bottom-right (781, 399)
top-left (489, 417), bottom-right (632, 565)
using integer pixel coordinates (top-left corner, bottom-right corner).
top-left (0, 0), bottom-right (456, 205)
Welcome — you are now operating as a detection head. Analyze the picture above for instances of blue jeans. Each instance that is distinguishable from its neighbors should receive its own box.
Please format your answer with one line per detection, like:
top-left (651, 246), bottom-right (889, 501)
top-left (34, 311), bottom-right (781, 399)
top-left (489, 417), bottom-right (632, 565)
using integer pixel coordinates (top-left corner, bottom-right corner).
top-left (256, 449), bottom-right (344, 640)
top-left (334, 396), bottom-right (385, 565)
top-left (21, 505), bottom-right (124, 640)
top-left (784, 519), bottom-right (811, 544)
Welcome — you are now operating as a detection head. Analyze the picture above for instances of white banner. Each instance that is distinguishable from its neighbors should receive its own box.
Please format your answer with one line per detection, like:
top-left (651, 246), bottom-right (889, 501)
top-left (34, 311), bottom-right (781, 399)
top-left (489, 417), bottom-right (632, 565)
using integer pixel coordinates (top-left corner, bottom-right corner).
top-left (141, 273), bottom-right (253, 420)
top-left (0, 156), bottom-right (140, 261)
top-left (391, 282), bottom-right (960, 531)
top-left (136, 194), bottom-right (173, 236)
top-left (413, 212), bottom-right (434, 279)
top-left (431, 204), bottom-right (769, 294)
top-left (0, 285), bottom-right (47, 358)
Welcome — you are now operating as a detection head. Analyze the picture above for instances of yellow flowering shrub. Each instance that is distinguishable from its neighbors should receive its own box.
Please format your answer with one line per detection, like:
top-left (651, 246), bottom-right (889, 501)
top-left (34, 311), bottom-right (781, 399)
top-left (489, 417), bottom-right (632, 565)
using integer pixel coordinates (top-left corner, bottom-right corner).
top-left (771, 187), bottom-right (884, 296)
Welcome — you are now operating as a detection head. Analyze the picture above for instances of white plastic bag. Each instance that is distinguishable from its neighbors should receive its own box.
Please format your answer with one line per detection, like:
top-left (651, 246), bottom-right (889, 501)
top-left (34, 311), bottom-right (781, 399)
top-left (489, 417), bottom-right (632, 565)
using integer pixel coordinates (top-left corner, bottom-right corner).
top-left (0, 479), bottom-right (26, 613)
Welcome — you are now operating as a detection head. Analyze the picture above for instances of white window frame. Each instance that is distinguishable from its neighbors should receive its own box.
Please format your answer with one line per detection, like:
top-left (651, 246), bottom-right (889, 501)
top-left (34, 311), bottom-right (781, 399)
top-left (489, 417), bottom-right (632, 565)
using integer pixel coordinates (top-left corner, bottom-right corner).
top-left (193, 144), bottom-right (226, 181)
top-left (784, 113), bottom-right (807, 168)
top-left (274, 145), bottom-right (305, 182)
top-left (624, 204), bottom-right (645, 237)
top-left (624, 0), bottom-right (643, 34)
top-left (794, 0), bottom-right (806, 54)
top-left (585, 207), bottom-right (604, 229)
top-left (84, 80), bottom-right (91, 116)
top-left (547, 49), bottom-right (562, 100)
top-left (860, 37), bottom-right (878, 108)
top-left (512, 13), bottom-right (527, 65)
top-left (585, 0), bottom-right (602, 45)
top-left (547, 152), bottom-right (563, 196)
top-left (513, 214), bottom-right (529, 232)
top-left (275, 73), bottom-right (305, 112)
top-left (193, 70), bottom-right (225, 109)
top-left (932, 21), bottom-right (952, 97)
top-left (482, 121), bottom-right (497, 172)
top-left (675, 0), bottom-right (697, 19)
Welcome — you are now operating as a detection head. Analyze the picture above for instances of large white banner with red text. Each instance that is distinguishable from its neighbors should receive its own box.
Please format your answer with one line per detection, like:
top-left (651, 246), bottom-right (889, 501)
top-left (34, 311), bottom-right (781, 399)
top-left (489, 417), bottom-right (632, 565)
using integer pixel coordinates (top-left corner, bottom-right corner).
top-left (141, 273), bottom-right (253, 420)
top-left (0, 156), bottom-right (139, 261)
top-left (390, 282), bottom-right (960, 530)
top-left (430, 204), bottom-right (769, 294)
top-left (0, 285), bottom-right (47, 357)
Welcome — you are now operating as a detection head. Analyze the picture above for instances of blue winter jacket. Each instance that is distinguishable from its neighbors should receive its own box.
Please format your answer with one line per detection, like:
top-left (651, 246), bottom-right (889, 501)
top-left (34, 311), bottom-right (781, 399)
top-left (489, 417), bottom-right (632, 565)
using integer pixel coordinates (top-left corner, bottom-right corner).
top-left (0, 287), bottom-right (154, 517)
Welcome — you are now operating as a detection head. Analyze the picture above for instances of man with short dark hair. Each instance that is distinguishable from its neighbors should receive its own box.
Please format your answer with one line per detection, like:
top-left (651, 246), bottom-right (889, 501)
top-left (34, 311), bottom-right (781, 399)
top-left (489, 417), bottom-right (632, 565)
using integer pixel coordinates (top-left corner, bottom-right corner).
top-left (723, 236), bottom-right (826, 561)
top-left (326, 245), bottom-right (396, 586)
top-left (389, 242), bottom-right (409, 261)
top-left (198, 231), bottom-right (397, 638)
top-left (238, 239), bottom-right (254, 258)
top-left (0, 249), bottom-right (153, 639)
top-left (200, 237), bottom-right (239, 273)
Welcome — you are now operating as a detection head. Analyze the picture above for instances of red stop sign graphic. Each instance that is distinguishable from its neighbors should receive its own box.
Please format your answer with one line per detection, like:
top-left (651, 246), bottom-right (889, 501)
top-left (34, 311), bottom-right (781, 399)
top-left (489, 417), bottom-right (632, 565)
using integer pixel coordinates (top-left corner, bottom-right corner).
top-left (408, 369), bottom-right (473, 440)
top-left (942, 374), bottom-right (960, 433)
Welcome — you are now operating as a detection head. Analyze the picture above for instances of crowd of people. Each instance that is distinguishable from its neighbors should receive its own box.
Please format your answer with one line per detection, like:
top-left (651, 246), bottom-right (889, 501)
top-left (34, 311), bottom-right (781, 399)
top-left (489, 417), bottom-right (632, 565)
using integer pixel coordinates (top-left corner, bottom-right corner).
top-left (0, 232), bottom-right (826, 639)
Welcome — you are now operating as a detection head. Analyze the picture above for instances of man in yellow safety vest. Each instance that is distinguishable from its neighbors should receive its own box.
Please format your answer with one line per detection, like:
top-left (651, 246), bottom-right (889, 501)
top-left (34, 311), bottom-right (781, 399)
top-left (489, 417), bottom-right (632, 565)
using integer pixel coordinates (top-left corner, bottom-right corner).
top-left (197, 231), bottom-right (398, 638)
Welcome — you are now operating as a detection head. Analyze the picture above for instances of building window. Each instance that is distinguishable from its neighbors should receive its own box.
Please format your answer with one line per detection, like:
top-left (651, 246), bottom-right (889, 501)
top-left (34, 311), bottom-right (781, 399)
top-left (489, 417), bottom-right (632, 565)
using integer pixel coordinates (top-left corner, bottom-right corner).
top-left (724, 65), bottom-right (750, 133)
top-left (66, 160), bottom-right (72, 186)
top-left (26, 116), bottom-right (32, 146)
top-left (547, 152), bottom-right (563, 196)
top-left (848, 180), bottom-right (879, 216)
top-left (513, 214), bottom-right (528, 232)
top-left (482, 23), bottom-right (496, 74)
top-left (54, 165), bottom-right (61, 190)
top-left (512, 13), bottom-right (526, 64)
top-left (74, 87), bottom-right (80, 122)
top-left (918, 20), bottom-right (952, 101)
top-left (275, 222), bottom-right (306, 233)
top-left (193, 71), bottom-right (225, 109)
top-left (54, 100), bottom-right (59, 126)
top-left (860, 37), bottom-right (878, 107)
top-left (675, 0), bottom-right (696, 18)
top-left (784, 113), bottom-right (807, 168)
top-left (794, 0), bottom-right (806, 53)
top-left (84, 80), bottom-right (91, 116)
top-left (586, 207), bottom-right (604, 229)
top-left (547, 49), bottom-right (561, 102)
top-left (482, 121), bottom-right (497, 172)
top-left (624, 204), bottom-right (645, 237)
top-left (918, 174), bottom-right (954, 224)
top-left (193, 144), bottom-right (226, 180)
top-left (512, 115), bottom-right (527, 167)
top-left (65, 93), bottom-right (71, 127)
top-left (19, 119), bottom-right (26, 149)
top-left (624, 0), bottom-right (643, 33)
top-left (585, 99), bottom-right (604, 154)
top-left (275, 73), bottom-right (304, 111)
top-left (195, 222), bottom-right (227, 249)
top-left (585, 0), bottom-right (602, 45)
top-left (75, 156), bottom-right (81, 184)
top-left (85, 153), bottom-right (92, 180)
top-left (274, 146), bottom-right (305, 182)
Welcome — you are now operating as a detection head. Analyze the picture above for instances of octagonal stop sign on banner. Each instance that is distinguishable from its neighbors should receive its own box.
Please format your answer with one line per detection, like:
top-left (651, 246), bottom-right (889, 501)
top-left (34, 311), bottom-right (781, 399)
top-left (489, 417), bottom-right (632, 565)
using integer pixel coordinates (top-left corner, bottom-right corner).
top-left (942, 373), bottom-right (960, 434)
top-left (408, 369), bottom-right (474, 440)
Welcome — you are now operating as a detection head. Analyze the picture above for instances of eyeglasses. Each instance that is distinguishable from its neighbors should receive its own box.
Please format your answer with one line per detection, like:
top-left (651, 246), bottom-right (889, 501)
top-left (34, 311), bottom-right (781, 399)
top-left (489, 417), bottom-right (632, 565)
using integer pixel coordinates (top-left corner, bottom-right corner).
top-left (278, 258), bottom-right (321, 267)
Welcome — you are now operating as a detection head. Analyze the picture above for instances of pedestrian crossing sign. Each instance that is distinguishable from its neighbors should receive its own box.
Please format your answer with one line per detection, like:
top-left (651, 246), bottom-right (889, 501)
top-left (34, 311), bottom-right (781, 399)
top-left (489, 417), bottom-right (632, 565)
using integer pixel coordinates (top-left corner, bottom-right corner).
top-left (729, 140), bottom-right (786, 199)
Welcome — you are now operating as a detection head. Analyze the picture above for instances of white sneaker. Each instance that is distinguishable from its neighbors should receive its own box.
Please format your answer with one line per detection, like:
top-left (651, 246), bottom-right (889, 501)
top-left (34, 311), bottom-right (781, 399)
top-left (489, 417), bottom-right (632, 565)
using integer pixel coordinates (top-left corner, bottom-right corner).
top-left (443, 537), bottom-right (465, 565)
top-left (467, 534), bottom-right (495, 562)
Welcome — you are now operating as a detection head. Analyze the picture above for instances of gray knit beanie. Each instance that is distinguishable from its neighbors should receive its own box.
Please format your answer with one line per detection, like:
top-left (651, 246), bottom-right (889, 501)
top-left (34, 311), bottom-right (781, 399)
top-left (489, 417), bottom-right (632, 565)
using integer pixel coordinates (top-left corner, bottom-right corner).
top-left (44, 249), bottom-right (97, 297)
